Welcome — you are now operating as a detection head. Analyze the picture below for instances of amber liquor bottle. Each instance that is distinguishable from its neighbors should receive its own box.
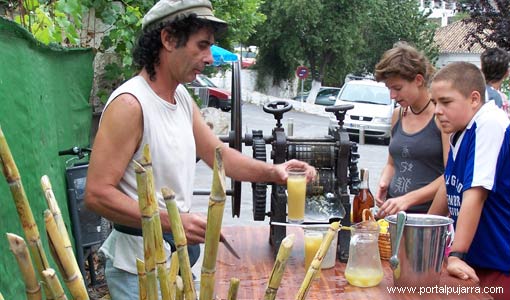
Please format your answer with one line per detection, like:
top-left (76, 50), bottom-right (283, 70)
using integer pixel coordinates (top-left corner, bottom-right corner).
top-left (352, 168), bottom-right (374, 223)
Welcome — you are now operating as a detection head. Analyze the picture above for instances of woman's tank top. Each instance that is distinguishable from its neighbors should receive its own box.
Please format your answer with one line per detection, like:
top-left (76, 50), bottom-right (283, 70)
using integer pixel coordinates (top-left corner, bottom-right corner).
top-left (388, 114), bottom-right (444, 212)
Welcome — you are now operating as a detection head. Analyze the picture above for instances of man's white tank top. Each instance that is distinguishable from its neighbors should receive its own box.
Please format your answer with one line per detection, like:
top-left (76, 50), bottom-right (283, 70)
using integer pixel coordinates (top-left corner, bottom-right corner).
top-left (99, 75), bottom-right (196, 273)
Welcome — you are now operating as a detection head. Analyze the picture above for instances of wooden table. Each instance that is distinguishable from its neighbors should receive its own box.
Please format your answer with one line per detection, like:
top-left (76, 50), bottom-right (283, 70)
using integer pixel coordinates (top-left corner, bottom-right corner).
top-left (213, 226), bottom-right (493, 300)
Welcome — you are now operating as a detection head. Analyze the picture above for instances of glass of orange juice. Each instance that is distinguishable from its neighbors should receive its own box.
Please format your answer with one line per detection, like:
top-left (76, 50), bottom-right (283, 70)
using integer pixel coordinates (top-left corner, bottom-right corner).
top-left (287, 168), bottom-right (306, 223)
top-left (304, 228), bottom-right (323, 278)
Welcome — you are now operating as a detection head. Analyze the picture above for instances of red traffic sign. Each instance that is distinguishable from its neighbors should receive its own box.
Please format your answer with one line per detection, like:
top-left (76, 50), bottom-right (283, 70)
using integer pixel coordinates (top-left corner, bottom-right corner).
top-left (296, 66), bottom-right (309, 79)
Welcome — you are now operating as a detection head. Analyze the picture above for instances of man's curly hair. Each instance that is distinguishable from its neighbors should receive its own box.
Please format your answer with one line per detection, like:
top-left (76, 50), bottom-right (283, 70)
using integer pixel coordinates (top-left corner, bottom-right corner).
top-left (133, 15), bottom-right (224, 81)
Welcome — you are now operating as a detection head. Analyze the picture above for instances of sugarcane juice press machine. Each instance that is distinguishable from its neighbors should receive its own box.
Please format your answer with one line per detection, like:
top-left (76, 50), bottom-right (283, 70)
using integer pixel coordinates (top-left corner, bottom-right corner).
top-left (244, 101), bottom-right (361, 262)
top-left (194, 62), bottom-right (361, 262)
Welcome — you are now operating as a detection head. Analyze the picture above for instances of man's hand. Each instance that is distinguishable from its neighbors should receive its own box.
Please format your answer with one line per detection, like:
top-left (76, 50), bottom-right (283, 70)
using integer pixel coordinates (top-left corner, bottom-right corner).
top-left (447, 256), bottom-right (479, 283)
top-left (274, 159), bottom-right (317, 184)
top-left (180, 213), bottom-right (207, 244)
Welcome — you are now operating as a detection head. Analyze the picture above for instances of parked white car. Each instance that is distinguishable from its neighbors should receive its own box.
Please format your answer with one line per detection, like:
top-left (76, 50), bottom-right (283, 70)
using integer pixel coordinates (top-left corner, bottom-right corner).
top-left (329, 79), bottom-right (394, 144)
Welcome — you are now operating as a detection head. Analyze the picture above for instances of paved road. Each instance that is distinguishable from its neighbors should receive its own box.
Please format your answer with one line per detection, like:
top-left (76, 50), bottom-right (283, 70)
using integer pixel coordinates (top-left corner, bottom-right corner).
top-left (192, 103), bottom-right (388, 226)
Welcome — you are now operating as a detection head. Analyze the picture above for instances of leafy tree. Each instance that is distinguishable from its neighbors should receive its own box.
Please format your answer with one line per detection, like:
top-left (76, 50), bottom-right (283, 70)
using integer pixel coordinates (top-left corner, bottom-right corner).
top-left (458, 0), bottom-right (510, 50)
top-left (2, 0), bottom-right (265, 102)
top-left (358, 0), bottom-right (438, 75)
top-left (254, 0), bottom-right (373, 89)
top-left (1, 0), bottom-right (88, 46)
top-left (254, 0), bottom-right (438, 93)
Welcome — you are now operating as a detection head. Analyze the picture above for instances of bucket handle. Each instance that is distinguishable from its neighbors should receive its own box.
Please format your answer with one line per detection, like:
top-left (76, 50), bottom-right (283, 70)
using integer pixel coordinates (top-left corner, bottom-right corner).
top-left (444, 223), bottom-right (455, 247)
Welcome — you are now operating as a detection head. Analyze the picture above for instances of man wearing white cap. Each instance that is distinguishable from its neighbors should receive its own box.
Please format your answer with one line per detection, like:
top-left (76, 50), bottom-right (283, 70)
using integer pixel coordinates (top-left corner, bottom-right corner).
top-left (85, 0), bottom-right (316, 298)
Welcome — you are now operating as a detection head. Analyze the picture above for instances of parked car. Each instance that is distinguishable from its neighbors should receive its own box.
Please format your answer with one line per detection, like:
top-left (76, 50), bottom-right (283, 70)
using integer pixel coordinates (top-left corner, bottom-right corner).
top-left (329, 79), bottom-right (394, 144)
top-left (240, 50), bottom-right (257, 68)
top-left (189, 74), bottom-right (231, 111)
top-left (293, 87), bottom-right (341, 106)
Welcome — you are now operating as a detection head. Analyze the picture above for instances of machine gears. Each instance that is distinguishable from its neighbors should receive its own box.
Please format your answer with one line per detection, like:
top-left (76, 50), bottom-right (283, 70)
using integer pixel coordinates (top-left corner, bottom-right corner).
top-left (252, 133), bottom-right (268, 220)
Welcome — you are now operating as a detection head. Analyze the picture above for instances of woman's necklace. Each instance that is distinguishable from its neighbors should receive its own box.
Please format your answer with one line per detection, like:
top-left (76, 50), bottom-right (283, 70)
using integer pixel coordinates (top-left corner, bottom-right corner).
top-left (409, 100), bottom-right (431, 115)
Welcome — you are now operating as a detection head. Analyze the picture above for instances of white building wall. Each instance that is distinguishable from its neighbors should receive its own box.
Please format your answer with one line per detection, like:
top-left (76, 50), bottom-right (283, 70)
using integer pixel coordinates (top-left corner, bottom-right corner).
top-left (436, 53), bottom-right (481, 69)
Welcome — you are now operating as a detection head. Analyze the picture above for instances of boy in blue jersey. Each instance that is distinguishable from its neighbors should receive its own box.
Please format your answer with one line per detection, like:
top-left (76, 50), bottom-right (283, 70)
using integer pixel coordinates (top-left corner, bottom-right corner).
top-left (429, 61), bottom-right (509, 300)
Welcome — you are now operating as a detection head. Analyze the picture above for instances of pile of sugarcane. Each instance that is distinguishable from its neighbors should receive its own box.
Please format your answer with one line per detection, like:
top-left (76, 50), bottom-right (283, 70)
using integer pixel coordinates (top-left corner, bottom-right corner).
top-left (133, 144), bottom-right (340, 300)
top-left (1, 124), bottom-right (339, 300)
top-left (0, 126), bottom-right (89, 300)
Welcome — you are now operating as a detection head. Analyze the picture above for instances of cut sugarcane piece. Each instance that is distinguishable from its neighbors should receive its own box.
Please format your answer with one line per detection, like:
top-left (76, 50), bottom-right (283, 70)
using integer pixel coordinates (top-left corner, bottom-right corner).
top-left (7, 233), bottom-right (42, 300)
top-left (137, 258), bottom-right (148, 300)
top-left (264, 234), bottom-right (296, 300)
top-left (200, 146), bottom-right (226, 300)
top-left (138, 145), bottom-right (172, 300)
top-left (0, 126), bottom-right (52, 299)
top-left (42, 268), bottom-right (67, 300)
top-left (175, 276), bottom-right (184, 300)
top-left (162, 188), bottom-right (196, 300)
top-left (227, 277), bottom-right (240, 300)
top-left (168, 252), bottom-right (180, 298)
top-left (44, 210), bottom-right (89, 299)
top-left (133, 159), bottom-right (158, 300)
top-left (40, 175), bottom-right (84, 284)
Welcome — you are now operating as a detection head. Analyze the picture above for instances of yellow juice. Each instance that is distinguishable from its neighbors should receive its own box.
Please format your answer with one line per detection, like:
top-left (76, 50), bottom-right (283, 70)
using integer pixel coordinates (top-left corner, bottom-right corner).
top-left (287, 176), bottom-right (306, 222)
top-left (344, 267), bottom-right (384, 287)
top-left (304, 232), bottom-right (323, 277)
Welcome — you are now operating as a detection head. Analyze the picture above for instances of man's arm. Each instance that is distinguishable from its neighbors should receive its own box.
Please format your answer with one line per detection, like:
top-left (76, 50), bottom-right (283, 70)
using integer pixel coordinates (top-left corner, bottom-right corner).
top-left (427, 182), bottom-right (449, 216)
top-left (85, 95), bottom-right (207, 243)
top-left (85, 94), bottom-right (145, 227)
top-left (192, 104), bottom-right (315, 184)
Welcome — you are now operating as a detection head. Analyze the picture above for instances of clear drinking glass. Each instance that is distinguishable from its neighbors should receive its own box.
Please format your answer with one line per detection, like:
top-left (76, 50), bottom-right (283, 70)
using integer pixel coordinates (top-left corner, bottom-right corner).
top-left (287, 168), bottom-right (306, 223)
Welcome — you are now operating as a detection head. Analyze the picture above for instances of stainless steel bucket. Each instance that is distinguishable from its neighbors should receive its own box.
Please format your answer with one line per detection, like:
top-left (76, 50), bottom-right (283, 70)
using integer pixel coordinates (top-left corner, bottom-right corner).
top-left (385, 214), bottom-right (453, 287)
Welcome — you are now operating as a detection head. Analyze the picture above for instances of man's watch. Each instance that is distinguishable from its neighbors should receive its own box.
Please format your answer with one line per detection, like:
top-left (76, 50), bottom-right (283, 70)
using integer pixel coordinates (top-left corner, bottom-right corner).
top-left (448, 251), bottom-right (467, 260)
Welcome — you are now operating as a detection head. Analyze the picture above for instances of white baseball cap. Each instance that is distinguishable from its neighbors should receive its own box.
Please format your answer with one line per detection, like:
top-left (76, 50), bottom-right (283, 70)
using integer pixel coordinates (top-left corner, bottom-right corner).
top-left (142, 0), bottom-right (227, 30)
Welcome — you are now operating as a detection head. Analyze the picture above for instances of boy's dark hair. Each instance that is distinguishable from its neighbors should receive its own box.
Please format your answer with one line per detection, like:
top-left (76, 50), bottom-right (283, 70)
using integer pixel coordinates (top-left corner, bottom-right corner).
top-left (133, 15), bottom-right (224, 81)
top-left (432, 62), bottom-right (486, 102)
top-left (374, 41), bottom-right (435, 85)
top-left (480, 47), bottom-right (510, 84)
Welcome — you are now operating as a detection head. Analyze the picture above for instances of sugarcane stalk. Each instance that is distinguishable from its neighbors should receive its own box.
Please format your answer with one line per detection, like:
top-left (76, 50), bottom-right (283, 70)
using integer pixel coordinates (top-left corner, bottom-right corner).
top-left (264, 234), bottom-right (296, 300)
top-left (44, 210), bottom-right (89, 300)
top-left (40, 175), bottom-right (83, 282)
top-left (168, 252), bottom-right (180, 298)
top-left (134, 160), bottom-right (158, 300)
top-left (0, 126), bottom-right (52, 299)
top-left (6, 233), bottom-right (42, 300)
top-left (227, 278), bottom-right (240, 300)
top-left (162, 188), bottom-right (196, 300)
top-left (137, 258), bottom-right (148, 300)
top-left (295, 221), bottom-right (340, 300)
top-left (175, 276), bottom-right (184, 300)
top-left (139, 146), bottom-right (172, 300)
top-left (42, 268), bottom-right (67, 300)
top-left (200, 146), bottom-right (226, 300)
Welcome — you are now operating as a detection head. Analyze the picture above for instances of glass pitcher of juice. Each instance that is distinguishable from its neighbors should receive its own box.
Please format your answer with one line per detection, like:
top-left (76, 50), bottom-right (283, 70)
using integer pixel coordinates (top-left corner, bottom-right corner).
top-left (344, 220), bottom-right (384, 287)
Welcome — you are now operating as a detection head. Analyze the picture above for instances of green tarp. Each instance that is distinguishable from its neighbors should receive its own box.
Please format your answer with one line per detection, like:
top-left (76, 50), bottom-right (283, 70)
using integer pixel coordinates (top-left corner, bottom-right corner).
top-left (0, 17), bottom-right (94, 298)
